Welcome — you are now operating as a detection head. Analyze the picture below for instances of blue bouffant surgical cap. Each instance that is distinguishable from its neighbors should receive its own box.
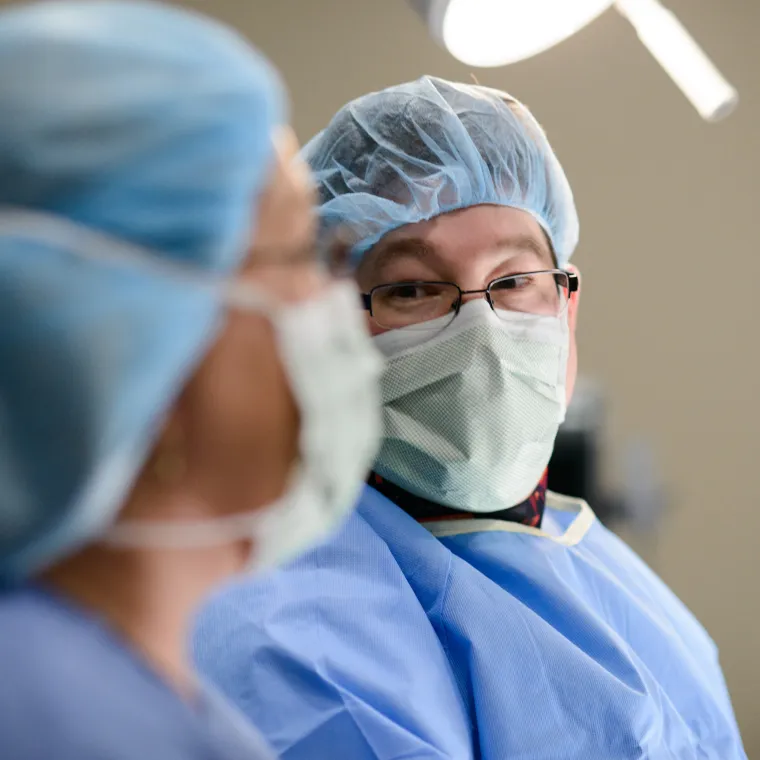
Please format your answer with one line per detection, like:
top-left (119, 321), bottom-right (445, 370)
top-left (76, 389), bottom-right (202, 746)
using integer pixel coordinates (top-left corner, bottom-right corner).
top-left (0, 1), bottom-right (284, 580)
top-left (303, 76), bottom-right (579, 266)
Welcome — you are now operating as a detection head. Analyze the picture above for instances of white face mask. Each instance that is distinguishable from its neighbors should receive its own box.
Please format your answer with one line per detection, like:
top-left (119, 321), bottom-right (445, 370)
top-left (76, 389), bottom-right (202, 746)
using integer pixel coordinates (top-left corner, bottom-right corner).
top-left (107, 279), bottom-right (384, 571)
top-left (372, 300), bottom-right (568, 512)
top-left (0, 209), bottom-right (384, 572)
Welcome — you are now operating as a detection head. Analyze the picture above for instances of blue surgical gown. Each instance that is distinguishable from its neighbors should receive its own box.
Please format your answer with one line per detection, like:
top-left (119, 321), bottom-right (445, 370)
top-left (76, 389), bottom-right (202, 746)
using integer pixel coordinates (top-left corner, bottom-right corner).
top-left (0, 586), bottom-right (275, 760)
top-left (194, 486), bottom-right (747, 759)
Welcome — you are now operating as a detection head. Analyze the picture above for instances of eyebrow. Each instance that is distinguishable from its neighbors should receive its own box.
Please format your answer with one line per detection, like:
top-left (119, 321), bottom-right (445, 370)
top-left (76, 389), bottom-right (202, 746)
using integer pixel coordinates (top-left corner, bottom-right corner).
top-left (500, 234), bottom-right (555, 263)
top-left (366, 237), bottom-right (439, 272)
top-left (366, 233), bottom-right (555, 278)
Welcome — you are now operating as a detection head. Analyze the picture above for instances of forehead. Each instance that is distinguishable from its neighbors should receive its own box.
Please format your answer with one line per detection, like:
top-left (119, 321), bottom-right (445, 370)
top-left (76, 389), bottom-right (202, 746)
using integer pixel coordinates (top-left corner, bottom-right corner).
top-left (363, 204), bottom-right (553, 270)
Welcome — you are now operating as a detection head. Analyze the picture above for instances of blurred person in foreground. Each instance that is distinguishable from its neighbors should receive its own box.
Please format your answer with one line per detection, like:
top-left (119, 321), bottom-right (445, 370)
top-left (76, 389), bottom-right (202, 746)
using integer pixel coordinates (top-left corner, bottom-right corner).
top-left (0, 2), bottom-right (381, 759)
top-left (195, 77), bottom-right (746, 759)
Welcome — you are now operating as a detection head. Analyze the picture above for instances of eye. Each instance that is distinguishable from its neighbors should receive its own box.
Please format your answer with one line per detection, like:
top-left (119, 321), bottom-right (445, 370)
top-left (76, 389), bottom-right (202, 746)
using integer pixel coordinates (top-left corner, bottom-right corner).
top-left (384, 283), bottom-right (428, 300)
top-left (490, 274), bottom-right (533, 292)
top-left (489, 271), bottom-right (565, 316)
top-left (370, 281), bottom-right (460, 329)
top-left (372, 282), bottom-right (459, 315)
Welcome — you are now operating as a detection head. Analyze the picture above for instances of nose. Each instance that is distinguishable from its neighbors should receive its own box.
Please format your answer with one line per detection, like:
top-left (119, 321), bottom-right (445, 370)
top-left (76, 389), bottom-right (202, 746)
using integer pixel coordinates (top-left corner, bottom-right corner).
top-left (459, 286), bottom-right (490, 308)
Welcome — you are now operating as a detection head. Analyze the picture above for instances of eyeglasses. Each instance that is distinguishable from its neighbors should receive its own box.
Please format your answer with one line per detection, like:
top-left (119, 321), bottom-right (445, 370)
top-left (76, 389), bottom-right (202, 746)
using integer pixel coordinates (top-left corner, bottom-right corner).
top-left (248, 227), bottom-right (354, 277)
top-left (362, 270), bottom-right (578, 331)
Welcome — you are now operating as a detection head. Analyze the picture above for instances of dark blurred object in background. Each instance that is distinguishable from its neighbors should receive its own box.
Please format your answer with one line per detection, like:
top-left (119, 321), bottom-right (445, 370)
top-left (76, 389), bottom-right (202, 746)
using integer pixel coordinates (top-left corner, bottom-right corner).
top-left (548, 378), bottom-right (664, 530)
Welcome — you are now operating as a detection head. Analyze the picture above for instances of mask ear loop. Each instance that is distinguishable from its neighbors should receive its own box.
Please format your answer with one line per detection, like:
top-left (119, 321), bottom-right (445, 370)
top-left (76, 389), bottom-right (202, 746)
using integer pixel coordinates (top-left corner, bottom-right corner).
top-left (550, 302), bottom-right (570, 420)
top-left (101, 471), bottom-right (305, 551)
top-left (556, 272), bottom-right (577, 415)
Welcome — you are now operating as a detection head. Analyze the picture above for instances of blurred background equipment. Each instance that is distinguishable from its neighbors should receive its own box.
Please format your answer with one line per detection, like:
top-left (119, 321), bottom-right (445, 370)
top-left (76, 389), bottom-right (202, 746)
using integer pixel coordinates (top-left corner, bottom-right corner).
top-left (548, 377), bottom-right (665, 531)
top-left (409, 0), bottom-right (738, 121)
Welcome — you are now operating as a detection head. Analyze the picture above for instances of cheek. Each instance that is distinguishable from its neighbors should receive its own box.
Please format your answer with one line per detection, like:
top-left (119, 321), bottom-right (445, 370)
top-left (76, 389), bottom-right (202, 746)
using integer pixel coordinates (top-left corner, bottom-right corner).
top-left (232, 316), bottom-right (300, 476)
top-left (188, 313), bottom-right (300, 509)
top-left (366, 313), bottom-right (389, 337)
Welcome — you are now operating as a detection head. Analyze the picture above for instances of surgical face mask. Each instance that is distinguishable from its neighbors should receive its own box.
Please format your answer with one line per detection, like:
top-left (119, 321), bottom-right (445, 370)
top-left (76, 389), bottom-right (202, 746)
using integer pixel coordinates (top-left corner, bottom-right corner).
top-left (0, 210), bottom-right (383, 573)
top-left (108, 278), bottom-right (384, 571)
top-left (372, 300), bottom-right (568, 512)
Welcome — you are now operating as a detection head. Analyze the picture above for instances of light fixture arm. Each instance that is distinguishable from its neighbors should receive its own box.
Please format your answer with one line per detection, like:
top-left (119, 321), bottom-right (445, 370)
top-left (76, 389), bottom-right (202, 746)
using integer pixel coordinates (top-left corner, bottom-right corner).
top-left (408, 0), bottom-right (738, 122)
top-left (614, 0), bottom-right (737, 121)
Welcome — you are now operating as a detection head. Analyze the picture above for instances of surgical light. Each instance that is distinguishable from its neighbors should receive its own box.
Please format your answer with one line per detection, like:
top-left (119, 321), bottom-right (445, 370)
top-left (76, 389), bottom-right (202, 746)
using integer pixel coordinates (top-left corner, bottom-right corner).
top-left (409, 0), bottom-right (738, 122)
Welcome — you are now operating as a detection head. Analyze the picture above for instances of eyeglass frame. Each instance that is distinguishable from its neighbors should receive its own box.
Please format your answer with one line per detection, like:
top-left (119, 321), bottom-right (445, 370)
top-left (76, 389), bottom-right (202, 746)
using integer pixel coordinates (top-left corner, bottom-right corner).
top-left (361, 269), bottom-right (579, 325)
top-left (247, 227), bottom-right (356, 275)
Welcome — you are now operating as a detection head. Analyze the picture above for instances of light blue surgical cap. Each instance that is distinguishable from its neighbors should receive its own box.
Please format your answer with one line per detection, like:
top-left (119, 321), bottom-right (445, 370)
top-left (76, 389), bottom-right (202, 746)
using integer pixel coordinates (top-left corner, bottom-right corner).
top-left (303, 76), bottom-right (579, 266)
top-left (0, 1), bottom-right (284, 580)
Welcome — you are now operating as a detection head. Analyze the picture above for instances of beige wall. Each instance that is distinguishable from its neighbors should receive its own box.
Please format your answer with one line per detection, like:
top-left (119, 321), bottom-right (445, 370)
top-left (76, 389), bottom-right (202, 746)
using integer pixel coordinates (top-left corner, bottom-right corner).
top-left (195, 0), bottom-right (760, 748)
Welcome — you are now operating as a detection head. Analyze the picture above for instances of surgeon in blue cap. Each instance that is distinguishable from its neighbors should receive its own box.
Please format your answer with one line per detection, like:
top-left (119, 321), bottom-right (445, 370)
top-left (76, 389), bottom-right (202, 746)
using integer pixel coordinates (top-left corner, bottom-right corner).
top-left (194, 77), bottom-right (747, 759)
top-left (0, 2), bottom-right (382, 759)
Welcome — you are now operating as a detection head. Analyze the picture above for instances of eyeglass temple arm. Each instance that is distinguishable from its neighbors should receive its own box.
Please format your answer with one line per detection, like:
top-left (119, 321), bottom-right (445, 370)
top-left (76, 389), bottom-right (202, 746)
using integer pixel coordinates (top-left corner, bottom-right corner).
top-left (566, 272), bottom-right (580, 294)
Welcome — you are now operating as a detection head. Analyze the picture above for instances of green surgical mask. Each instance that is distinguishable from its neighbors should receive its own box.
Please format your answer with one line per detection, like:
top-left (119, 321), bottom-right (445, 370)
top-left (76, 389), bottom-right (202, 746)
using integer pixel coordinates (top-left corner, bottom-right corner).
top-left (372, 300), bottom-right (568, 512)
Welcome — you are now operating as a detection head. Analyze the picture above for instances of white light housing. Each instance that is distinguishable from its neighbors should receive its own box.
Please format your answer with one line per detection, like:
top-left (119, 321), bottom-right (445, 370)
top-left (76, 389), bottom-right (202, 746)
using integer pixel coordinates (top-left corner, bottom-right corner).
top-left (409, 0), bottom-right (738, 121)
top-left (411, 0), bottom-right (613, 67)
